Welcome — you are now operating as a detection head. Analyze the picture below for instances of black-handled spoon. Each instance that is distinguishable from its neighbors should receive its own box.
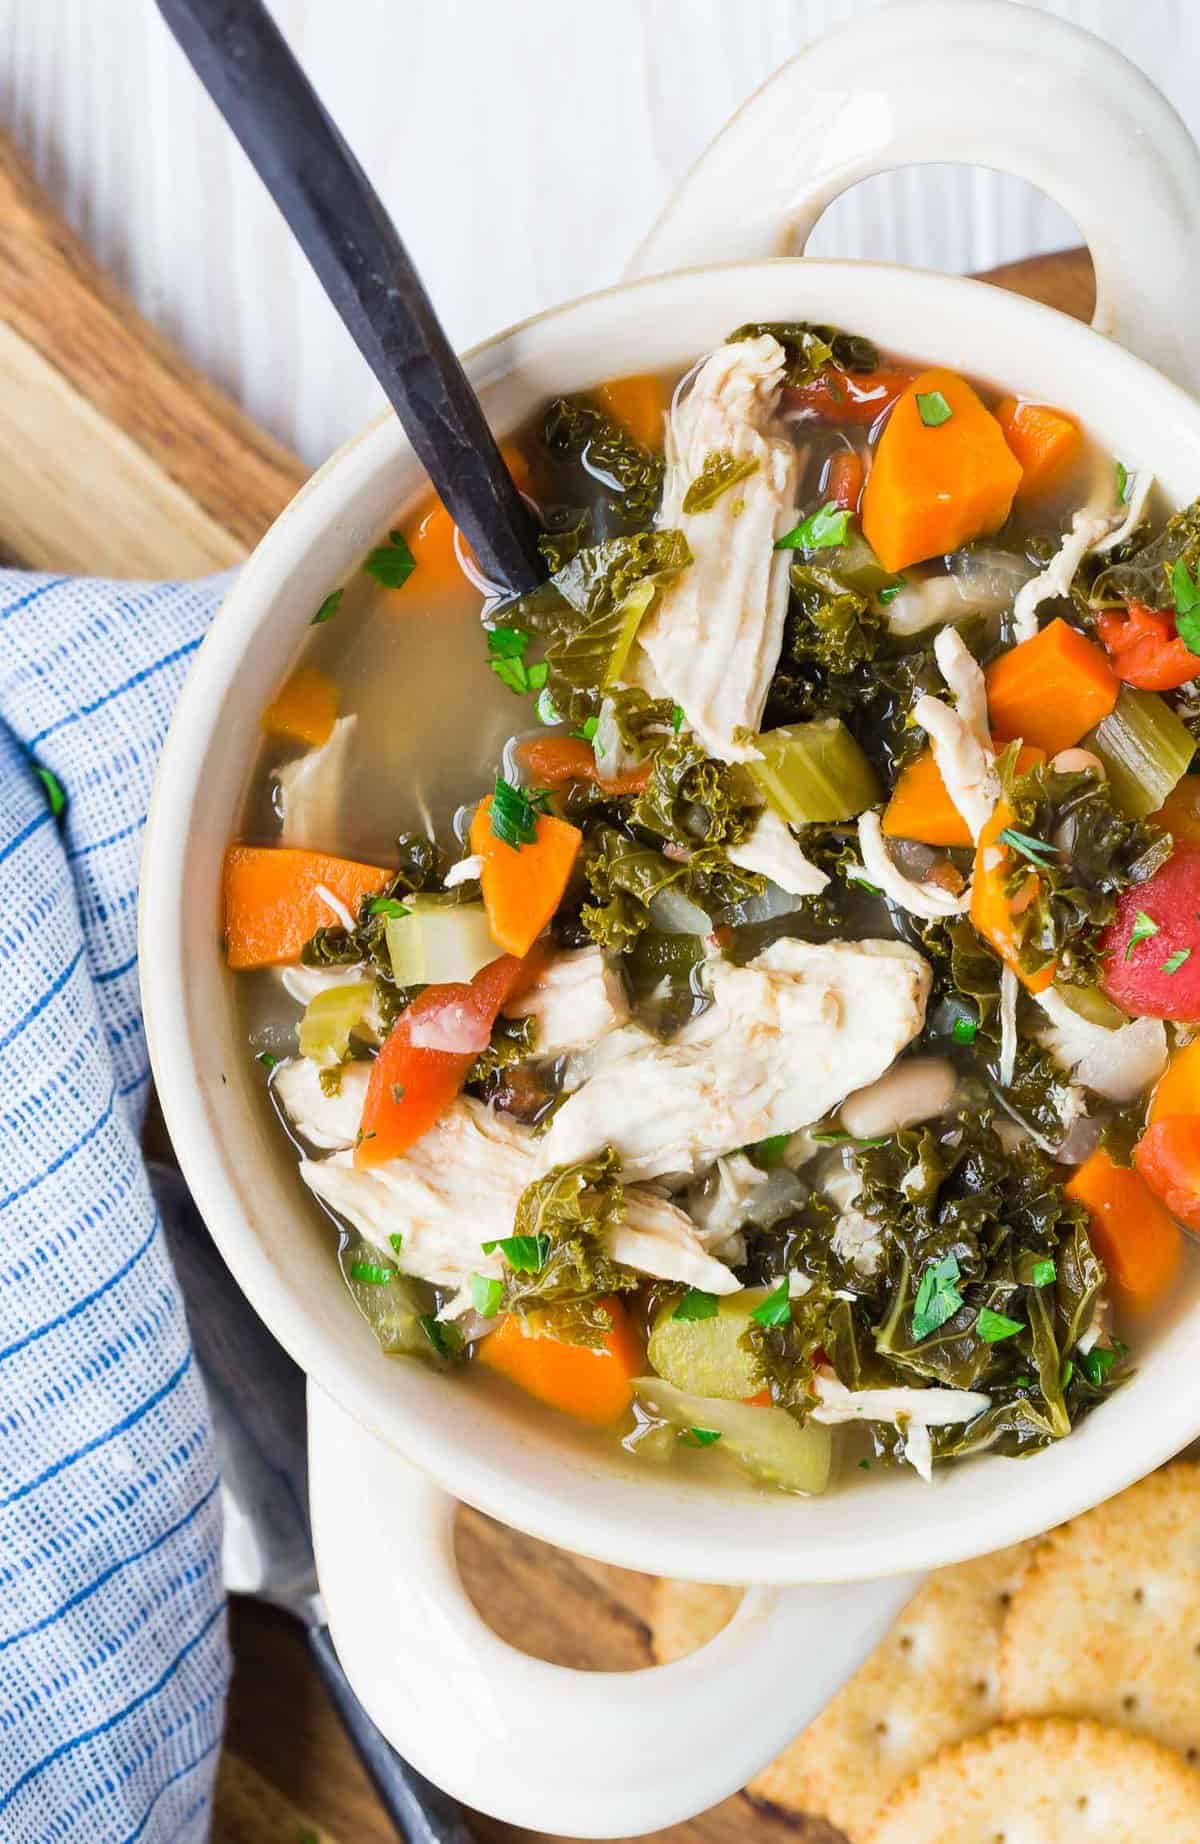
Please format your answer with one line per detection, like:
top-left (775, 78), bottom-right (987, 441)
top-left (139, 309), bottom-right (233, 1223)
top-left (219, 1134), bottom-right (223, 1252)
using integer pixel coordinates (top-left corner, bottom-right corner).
top-left (155, 0), bottom-right (542, 596)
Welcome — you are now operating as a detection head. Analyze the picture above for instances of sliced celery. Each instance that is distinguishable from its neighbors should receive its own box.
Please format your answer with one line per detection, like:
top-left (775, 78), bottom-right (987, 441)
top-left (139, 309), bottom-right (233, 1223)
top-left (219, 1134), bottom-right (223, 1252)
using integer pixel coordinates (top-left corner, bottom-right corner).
top-left (386, 897), bottom-right (497, 987)
top-left (298, 981), bottom-right (373, 1067)
top-left (633, 1377), bottom-right (832, 1494)
top-left (647, 1290), bottom-right (767, 1399)
top-left (602, 578), bottom-right (658, 688)
top-left (1085, 687), bottom-right (1194, 819)
top-left (750, 718), bottom-right (881, 823)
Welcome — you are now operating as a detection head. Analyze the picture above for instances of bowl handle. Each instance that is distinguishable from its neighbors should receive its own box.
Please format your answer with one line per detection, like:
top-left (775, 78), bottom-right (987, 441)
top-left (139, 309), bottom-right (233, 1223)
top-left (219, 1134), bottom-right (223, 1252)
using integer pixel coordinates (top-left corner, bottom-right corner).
top-left (627, 0), bottom-right (1200, 395)
top-left (307, 1384), bottom-right (921, 1838)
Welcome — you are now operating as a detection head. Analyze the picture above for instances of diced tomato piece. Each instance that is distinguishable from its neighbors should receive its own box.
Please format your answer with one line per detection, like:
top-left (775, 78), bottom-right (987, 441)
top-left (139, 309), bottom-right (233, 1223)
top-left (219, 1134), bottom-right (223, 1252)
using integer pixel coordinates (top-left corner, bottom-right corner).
top-left (355, 951), bottom-right (543, 1166)
top-left (1096, 601), bottom-right (1200, 693)
top-left (516, 735), bottom-right (651, 796)
top-left (1100, 845), bottom-right (1200, 1020)
top-left (1134, 1118), bottom-right (1200, 1233)
top-left (783, 365), bottom-right (913, 426)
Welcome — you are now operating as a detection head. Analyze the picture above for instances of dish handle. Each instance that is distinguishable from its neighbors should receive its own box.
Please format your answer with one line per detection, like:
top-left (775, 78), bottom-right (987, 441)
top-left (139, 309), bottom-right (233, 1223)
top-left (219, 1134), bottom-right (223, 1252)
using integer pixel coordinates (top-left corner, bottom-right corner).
top-left (627, 0), bottom-right (1200, 396)
top-left (307, 1384), bottom-right (921, 1838)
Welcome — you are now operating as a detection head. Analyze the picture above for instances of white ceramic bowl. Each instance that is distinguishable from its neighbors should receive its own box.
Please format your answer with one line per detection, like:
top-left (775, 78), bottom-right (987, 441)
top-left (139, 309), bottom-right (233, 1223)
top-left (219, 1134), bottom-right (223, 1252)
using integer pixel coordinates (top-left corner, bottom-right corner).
top-left (141, 3), bottom-right (1200, 1833)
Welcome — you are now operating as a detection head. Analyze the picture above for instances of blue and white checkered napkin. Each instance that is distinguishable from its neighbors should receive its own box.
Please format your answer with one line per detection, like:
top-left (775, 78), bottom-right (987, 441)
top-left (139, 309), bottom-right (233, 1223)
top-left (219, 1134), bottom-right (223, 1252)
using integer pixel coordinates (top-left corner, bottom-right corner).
top-left (0, 571), bottom-right (230, 1842)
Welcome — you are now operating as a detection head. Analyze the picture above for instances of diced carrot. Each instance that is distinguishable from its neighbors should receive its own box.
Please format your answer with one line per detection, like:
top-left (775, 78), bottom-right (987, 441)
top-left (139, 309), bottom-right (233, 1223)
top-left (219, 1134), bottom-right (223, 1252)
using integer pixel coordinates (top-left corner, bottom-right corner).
top-left (1096, 601), bottom-right (1200, 693)
top-left (860, 368), bottom-right (1022, 572)
top-left (970, 801), bottom-right (1056, 994)
top-left (783, 365), bottom-right (913, 427)
top-left (743, 1388), bottom-right (773, 1408)
top-left (400, 443), bottom-right (532, 595)
top-left (883, 743), bottom-right (1046, 849)
top-left (355, 951), bottom-right (542, 1167)
top-left (825, 448), bottom-right (865, 513)
top-left (1067, 1145), bottom-right (1182, 1311)
top-left (995, 397), bottom-right (1083, 502)
top-left (476, 1296), bottom-right (641, 1425)
top-left (1134, 1119), bottom-right (1200, 1238)
top-left (223, 845), bottom-right (390, 970)
top-left (1149, 1039), bottom-right (1200, 1125)
top-left (260, 666), bottom-right (338, 749)
top-left (985, 618), bottom-right (1119, 756)
top-left (593, 374), bottom-right (668, 452)
top-left (516, 734), bottom-right (651, 796)
top-left (1151, 775), bottom-right (1200, 846)
top-left (469, 796), bottom-right (582, 959)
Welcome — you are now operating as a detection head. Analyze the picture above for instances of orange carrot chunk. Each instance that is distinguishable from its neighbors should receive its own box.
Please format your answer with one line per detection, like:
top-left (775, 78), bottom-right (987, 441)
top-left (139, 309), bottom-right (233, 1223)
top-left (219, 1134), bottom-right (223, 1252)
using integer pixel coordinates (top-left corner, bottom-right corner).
top-left (1149, 1039), bottom-right (1200, 1125)
top-left (400, 443), bottom-right (532, 595)
top-left (260, 666), bottom-right (338, 748)
top-left (477, 1296), bottom-right (641, 1425)
top-left (860, 367), bottom-right (1022, 572)
top-left (1134, 1119), bottom-right (1200, 1238)
top-left (884, 743), bottom-right (1045, 848)
top-left (593, 374), bottom-right (669, 452)
top-left (995, 397), bottom-right (1083, 501)
top-left (469, 795), bottom-right (582, 959)
top-left (355, 952), bottom-right (542, 1167)
top-left (1096, 601), bottom-right (1200, 693)
top-left (1064, 1145), bottom-right (1182, 1313)
top-left (985, 618), bottom-right (1119, 756)
top-left (970, 801), bottom-right (1056, 994)
top-left (517, 734), bottom-right (651, 796)
top-left (223, 845), bottom-right (390, 970)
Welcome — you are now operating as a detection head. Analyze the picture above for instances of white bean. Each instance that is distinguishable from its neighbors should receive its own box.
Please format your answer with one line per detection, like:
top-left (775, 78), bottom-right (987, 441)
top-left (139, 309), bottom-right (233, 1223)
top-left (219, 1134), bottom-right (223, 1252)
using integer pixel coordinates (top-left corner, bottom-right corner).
top-left (1051, 747), bottom-right (1106, 777)
top-left (840, 1056), bottom-right (958, 1140)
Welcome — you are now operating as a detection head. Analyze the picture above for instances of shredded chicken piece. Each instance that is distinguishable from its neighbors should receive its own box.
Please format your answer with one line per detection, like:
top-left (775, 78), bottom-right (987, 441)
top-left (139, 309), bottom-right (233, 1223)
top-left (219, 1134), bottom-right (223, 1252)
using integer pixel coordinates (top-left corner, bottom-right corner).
top-left (809, 1372), bottom-right (991, 1482)
top-left (911, 627), bottom-right (1000, 844)
top-left (275, 715), bottom-right (356, 850)
top-left (830, 1208), bottom-right (886, 1278)
top-left (999, 966), bottom-right (1019, 1089)
top-left (502, 946), bottom-right (630, 1055)
top-left (1092, 469), bottom-right (1154, 555)
top-left (606, 1191), bottom-right (741, 1295)
top-left (1035, 987), bottom-right (1168, 1102)
top-left (726, 807), bottom-right (829, 896)
top-left (443, 854), bottom-right (483, 888)
top-left (685, 1152), bottom-right (770, 1263)
top-left (274, 1058), bottom-right (371, 1150)
top-left (631, 336), bottom-right (799, 762)
top-left (858, 811), bottom-right (970, 919)
top-left (540, 936), bottom-right (930, 1182)
top-left (1011, 495), bottom-right (1125, 644)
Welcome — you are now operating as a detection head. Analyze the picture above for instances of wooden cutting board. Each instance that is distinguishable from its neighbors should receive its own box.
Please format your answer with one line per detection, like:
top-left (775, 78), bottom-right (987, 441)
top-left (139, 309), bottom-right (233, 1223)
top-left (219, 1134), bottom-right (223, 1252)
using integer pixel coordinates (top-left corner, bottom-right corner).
top-left (0, 132), bottom-right (1096, 1844)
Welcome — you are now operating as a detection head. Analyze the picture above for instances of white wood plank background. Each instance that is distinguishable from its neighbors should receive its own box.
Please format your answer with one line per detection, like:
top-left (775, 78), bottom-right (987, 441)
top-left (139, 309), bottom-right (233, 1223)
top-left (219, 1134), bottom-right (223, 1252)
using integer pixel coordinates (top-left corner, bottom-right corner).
top-left (0, 0), bottom-right (1192, 466)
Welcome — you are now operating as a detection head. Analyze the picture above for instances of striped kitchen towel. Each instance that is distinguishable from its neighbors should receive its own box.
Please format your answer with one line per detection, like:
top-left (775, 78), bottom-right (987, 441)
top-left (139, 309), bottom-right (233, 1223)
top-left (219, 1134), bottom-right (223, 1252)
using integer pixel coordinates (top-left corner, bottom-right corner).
top-left (0, 571), bottom-right (230, 1843)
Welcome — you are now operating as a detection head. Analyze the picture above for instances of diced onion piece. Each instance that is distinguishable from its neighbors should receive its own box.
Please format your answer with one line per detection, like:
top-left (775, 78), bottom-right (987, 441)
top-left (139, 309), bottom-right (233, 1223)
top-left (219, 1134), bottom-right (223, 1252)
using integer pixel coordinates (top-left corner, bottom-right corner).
top-left (385, 898), bottom-right (499, 987)
top-left (647, 886), bottom-right (712, 935)
top-left (297, 981), bottom-right (374, 1068)
top-left (633, 1377), bottom-right (832, 1495)
top-left (1084, 686), bottom-right (1194, 818)
top-left (749, 718), bottom-right (881, 824)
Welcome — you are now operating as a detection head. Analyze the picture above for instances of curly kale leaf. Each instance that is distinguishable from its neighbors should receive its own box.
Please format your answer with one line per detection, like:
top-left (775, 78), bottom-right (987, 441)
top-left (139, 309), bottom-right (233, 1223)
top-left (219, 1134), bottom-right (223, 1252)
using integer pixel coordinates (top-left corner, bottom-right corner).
top-left (501, 1149), bottom-right (640, 1345)
top-left (497, 531), bottom-right (691, 726)
top-left (997, 757), bottom-right (1172, 986)
top-left (580, 824), bottom-right (760, 952)
top-left (542, 396), bottom-right (664, 531)
top-left (786, 562), bottom-right (886, 674)
top-left (1090, 492), bottom-right (1200, 610)
top-left (727, 320), bottom-right (880, 384)
top-left (629, 732), bottom-right (758, 849)
top-left (537, 505), bottom-right (592, 574)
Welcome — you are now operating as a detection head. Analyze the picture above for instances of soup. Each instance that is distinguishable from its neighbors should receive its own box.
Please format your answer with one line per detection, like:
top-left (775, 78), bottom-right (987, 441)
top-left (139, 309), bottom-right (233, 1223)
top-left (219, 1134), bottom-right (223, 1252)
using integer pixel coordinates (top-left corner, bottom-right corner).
top-left (225, 320), bottom-right (1200, 1496)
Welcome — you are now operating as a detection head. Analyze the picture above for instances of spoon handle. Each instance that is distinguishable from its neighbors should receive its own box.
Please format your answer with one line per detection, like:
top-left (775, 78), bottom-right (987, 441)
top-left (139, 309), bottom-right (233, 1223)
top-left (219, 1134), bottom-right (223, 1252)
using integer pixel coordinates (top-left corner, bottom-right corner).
top-left (155, 0), bottom-right (542, 595)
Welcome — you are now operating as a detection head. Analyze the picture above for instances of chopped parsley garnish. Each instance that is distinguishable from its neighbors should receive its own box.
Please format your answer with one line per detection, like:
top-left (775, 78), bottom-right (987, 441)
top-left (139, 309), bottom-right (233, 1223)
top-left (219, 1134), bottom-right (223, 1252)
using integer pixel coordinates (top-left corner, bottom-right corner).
top-left (673, 1288), bottom-right (719, 1323)
top-left (255, 1050), bottom-right (278, 1071)
top-left (350, 1261), bottom-right (393, 1287)
top-left (912, 1253), bottom-right (964, 1341)
top-left (488, 624), bottom-right (528, 659)
top-left (1078, 1343), bottom-right (1119, 1387)
top-left (1173, 560), bottom-right (1200, 653)
top-left (367, 895), bottom-right (411, 918)
top-left (775, 501), bottom-right (852, 553)
top-left (1125, 910), bottom-right (1159, 960)
top-left (671, 704), bottom-right (685, 733)
top-left (1031, 1259), bottom-right (1056, 1288)
top-left (998, 826), bottom-right (1057, 866)
top-left (748, 1131), bottom-right (792, 1167)
top-left (1163, 948), bottom-right (1192, 975)
top-left (481, 1232), bottom-right (551, 1273)
top-left (364, 529), bottom-right (417, 590)
top-left (857, 1458), bottom-right (871, 1471)
top-left (575, 715), bottom-right (600, 743)
top-left (471, 1273), bottom-right (504, 1318)
top-left (311, 589), bottom-right (343, 625)
top-left (389, 1233), bottom-right (404, 1255)
top-left (951, 1014), bottom-right (978, 1046)
top-left (34, 764), bottom-right (66, 819)
top-left (976, 1306), bottom-right (1024, 1343)
top-left (1116, 460), bottom-right (1130, 504)
top-left (419, 1315), bottom-right (463, 1361)
top-left (749, 1280), bottom-right (792, 1328)
top-left (490, 775), bottom-right (549, 849)
top-left (679, 1427), bottom-right (722, 1448)
top-left (1061, 1357), bottom-right (1075, 1388)
top-left (845, 868), bottom-right (883, 895)
top-left (487, 624), bottom-right (548, 696)
top-left (877, 580), bottom-right (905, 605)
top-left (916, 389), bottom-right (953, 427)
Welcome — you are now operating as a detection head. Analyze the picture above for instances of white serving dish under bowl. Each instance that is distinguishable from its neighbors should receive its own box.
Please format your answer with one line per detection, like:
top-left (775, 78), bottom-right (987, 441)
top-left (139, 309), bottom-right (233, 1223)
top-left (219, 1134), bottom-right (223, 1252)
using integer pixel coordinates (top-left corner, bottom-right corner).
top-left (141, 3), bottom-right (1200, 1833)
